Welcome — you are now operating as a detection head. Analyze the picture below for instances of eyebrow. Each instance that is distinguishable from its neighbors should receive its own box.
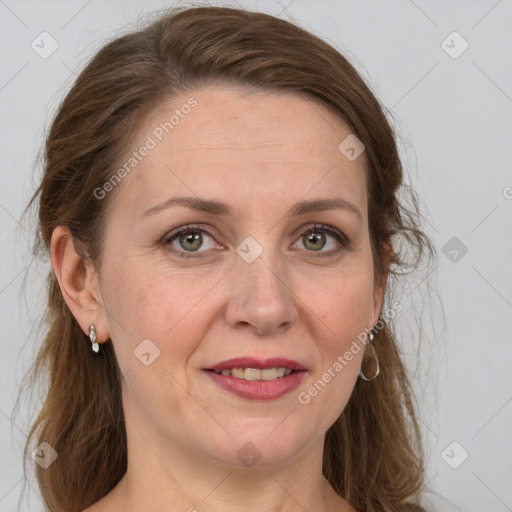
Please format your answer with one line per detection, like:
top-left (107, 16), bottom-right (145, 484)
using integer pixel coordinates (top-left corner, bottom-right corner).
top-left (141, 196), bottom-right (362, 222)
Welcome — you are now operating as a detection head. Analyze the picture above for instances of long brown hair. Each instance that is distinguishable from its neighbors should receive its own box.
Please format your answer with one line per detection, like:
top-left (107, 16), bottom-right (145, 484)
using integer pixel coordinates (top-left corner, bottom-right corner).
top-left (22, 5), bottom-right (435, 511)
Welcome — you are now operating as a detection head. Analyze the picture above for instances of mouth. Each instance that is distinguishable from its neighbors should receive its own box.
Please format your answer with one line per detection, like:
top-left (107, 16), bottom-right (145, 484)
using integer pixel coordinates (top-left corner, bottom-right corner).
top-left (203, 357), bottom-right (307, 400)
top-left (205, 367), bottom-right (298, 380)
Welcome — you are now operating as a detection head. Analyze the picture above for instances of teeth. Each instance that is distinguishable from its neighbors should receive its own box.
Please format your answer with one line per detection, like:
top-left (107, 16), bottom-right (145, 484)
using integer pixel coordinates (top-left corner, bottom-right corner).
top-left (213, 367), bottom-right (294, 380)
top-left (231, 368), bottom-right (245, 379)
top-left (261, 368), bottom-right (278, 380)
top-left (245, 368), bottom-right (263, 381)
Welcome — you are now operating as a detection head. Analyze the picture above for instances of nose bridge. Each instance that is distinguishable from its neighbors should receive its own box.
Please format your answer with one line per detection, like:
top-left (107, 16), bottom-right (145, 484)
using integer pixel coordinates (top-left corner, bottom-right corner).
top-left (226, 243), bottom-right (297, 335)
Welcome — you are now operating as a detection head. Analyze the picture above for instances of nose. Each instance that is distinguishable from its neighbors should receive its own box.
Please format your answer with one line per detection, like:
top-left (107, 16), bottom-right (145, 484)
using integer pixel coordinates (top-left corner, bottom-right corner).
top-left (224, 251), bottom-right (298, 337)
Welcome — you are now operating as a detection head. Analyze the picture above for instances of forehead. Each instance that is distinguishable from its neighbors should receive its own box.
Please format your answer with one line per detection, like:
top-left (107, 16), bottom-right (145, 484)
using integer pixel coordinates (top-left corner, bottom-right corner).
top-left (117, 87), bottom-right (368, 220)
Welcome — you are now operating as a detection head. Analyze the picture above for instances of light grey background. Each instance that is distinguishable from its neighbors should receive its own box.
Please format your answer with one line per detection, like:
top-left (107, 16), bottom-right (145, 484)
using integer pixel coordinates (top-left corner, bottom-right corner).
top-left (1, 0), bottom-right (511, 510)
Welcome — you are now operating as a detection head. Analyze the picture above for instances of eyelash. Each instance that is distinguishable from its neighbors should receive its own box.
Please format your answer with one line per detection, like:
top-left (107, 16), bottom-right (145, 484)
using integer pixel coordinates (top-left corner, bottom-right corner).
top-left (161, 223), bottom-right (349, 260)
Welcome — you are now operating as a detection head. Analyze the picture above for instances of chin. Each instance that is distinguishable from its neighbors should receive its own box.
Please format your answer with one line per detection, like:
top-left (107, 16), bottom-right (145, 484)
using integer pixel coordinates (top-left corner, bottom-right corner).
top-left (198, 421), bottom-right (312, 469)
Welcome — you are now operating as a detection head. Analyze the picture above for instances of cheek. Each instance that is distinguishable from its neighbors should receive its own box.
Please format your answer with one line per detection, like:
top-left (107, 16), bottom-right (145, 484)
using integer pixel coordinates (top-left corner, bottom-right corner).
top-left (319, 285), bottom-right (372, 383)
top-left (99, 256), bottom-right (215, 371)
top-left (311, 264), bottom-right (375, 345)
top-left (329, 283), bottom-right (373, 339)
top-left (99, 258), bottom-right (213, 424)
top-left (296, 264), bottom-right (374, 421)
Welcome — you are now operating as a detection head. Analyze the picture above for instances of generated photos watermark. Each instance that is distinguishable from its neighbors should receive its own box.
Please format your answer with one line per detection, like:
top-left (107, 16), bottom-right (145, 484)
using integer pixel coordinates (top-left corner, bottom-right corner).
top-left (297, 301), bottom-right (402, 405)
top-left (93, 97), bottom-right (198, 200)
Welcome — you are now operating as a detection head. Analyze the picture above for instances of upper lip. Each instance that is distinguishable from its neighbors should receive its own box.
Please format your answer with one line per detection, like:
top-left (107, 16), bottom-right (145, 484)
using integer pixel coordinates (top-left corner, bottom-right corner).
top-left (205, 357), bottom-right (307, 372)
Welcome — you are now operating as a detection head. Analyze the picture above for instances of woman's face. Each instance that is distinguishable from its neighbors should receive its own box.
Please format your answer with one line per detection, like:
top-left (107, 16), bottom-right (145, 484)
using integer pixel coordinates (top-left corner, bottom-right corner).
top-left (95, 86), bottom-right (384, 469)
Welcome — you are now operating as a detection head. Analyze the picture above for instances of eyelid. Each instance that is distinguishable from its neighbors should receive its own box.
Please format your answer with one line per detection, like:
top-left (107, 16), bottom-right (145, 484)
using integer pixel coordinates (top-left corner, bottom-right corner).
top-left (162, 222), bottom-right (348, 259)
top-left (162, 223), bottom-right (218, 244)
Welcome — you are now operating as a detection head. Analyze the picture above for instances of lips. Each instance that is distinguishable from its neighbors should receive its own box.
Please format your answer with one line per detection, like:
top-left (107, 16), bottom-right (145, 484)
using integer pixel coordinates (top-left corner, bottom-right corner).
top-left (203, 357), bottom-right (307, 400)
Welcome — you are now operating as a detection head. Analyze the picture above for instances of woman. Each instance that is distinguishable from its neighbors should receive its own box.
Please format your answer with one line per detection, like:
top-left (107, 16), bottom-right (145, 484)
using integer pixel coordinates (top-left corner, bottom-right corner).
top-left (25, 5), bottom-right (434, 512)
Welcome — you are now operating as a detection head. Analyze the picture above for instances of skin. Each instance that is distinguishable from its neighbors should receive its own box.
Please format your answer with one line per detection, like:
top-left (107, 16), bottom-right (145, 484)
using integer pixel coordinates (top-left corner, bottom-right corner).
top-left (51, 86), bottom-right (387, 512)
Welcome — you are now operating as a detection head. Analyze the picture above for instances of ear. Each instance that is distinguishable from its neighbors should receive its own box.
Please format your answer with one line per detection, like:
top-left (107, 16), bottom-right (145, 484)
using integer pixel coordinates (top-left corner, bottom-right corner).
top-left (50, 225), bottom-right (110, 345)
top-left (371, 240), bottom-right (392, 325)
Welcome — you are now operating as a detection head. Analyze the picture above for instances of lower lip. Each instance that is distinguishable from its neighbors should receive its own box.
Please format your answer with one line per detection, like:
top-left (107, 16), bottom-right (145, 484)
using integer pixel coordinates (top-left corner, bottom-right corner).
top-left (204, 370), bottom-right (306, 400)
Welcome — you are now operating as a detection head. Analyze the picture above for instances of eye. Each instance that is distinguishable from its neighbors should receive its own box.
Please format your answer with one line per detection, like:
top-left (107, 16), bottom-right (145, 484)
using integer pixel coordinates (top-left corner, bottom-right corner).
top-left (292, 223), bottom-right (346, 257)
top-left (163, 224), bottom-right (220, 259)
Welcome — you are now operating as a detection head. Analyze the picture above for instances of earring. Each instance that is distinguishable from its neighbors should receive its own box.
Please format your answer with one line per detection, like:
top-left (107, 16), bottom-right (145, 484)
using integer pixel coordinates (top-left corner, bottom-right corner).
top-left (359, 330), bottom-right (380, 381)
top-left (89, 325), bottom-right (99, 353)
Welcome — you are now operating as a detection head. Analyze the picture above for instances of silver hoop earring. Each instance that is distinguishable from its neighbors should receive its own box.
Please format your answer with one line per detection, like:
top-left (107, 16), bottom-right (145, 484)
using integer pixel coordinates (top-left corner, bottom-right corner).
top-left (89, 325), bottom-right (99, 353)
top-left (359, 330), bottom-right (379, 381)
